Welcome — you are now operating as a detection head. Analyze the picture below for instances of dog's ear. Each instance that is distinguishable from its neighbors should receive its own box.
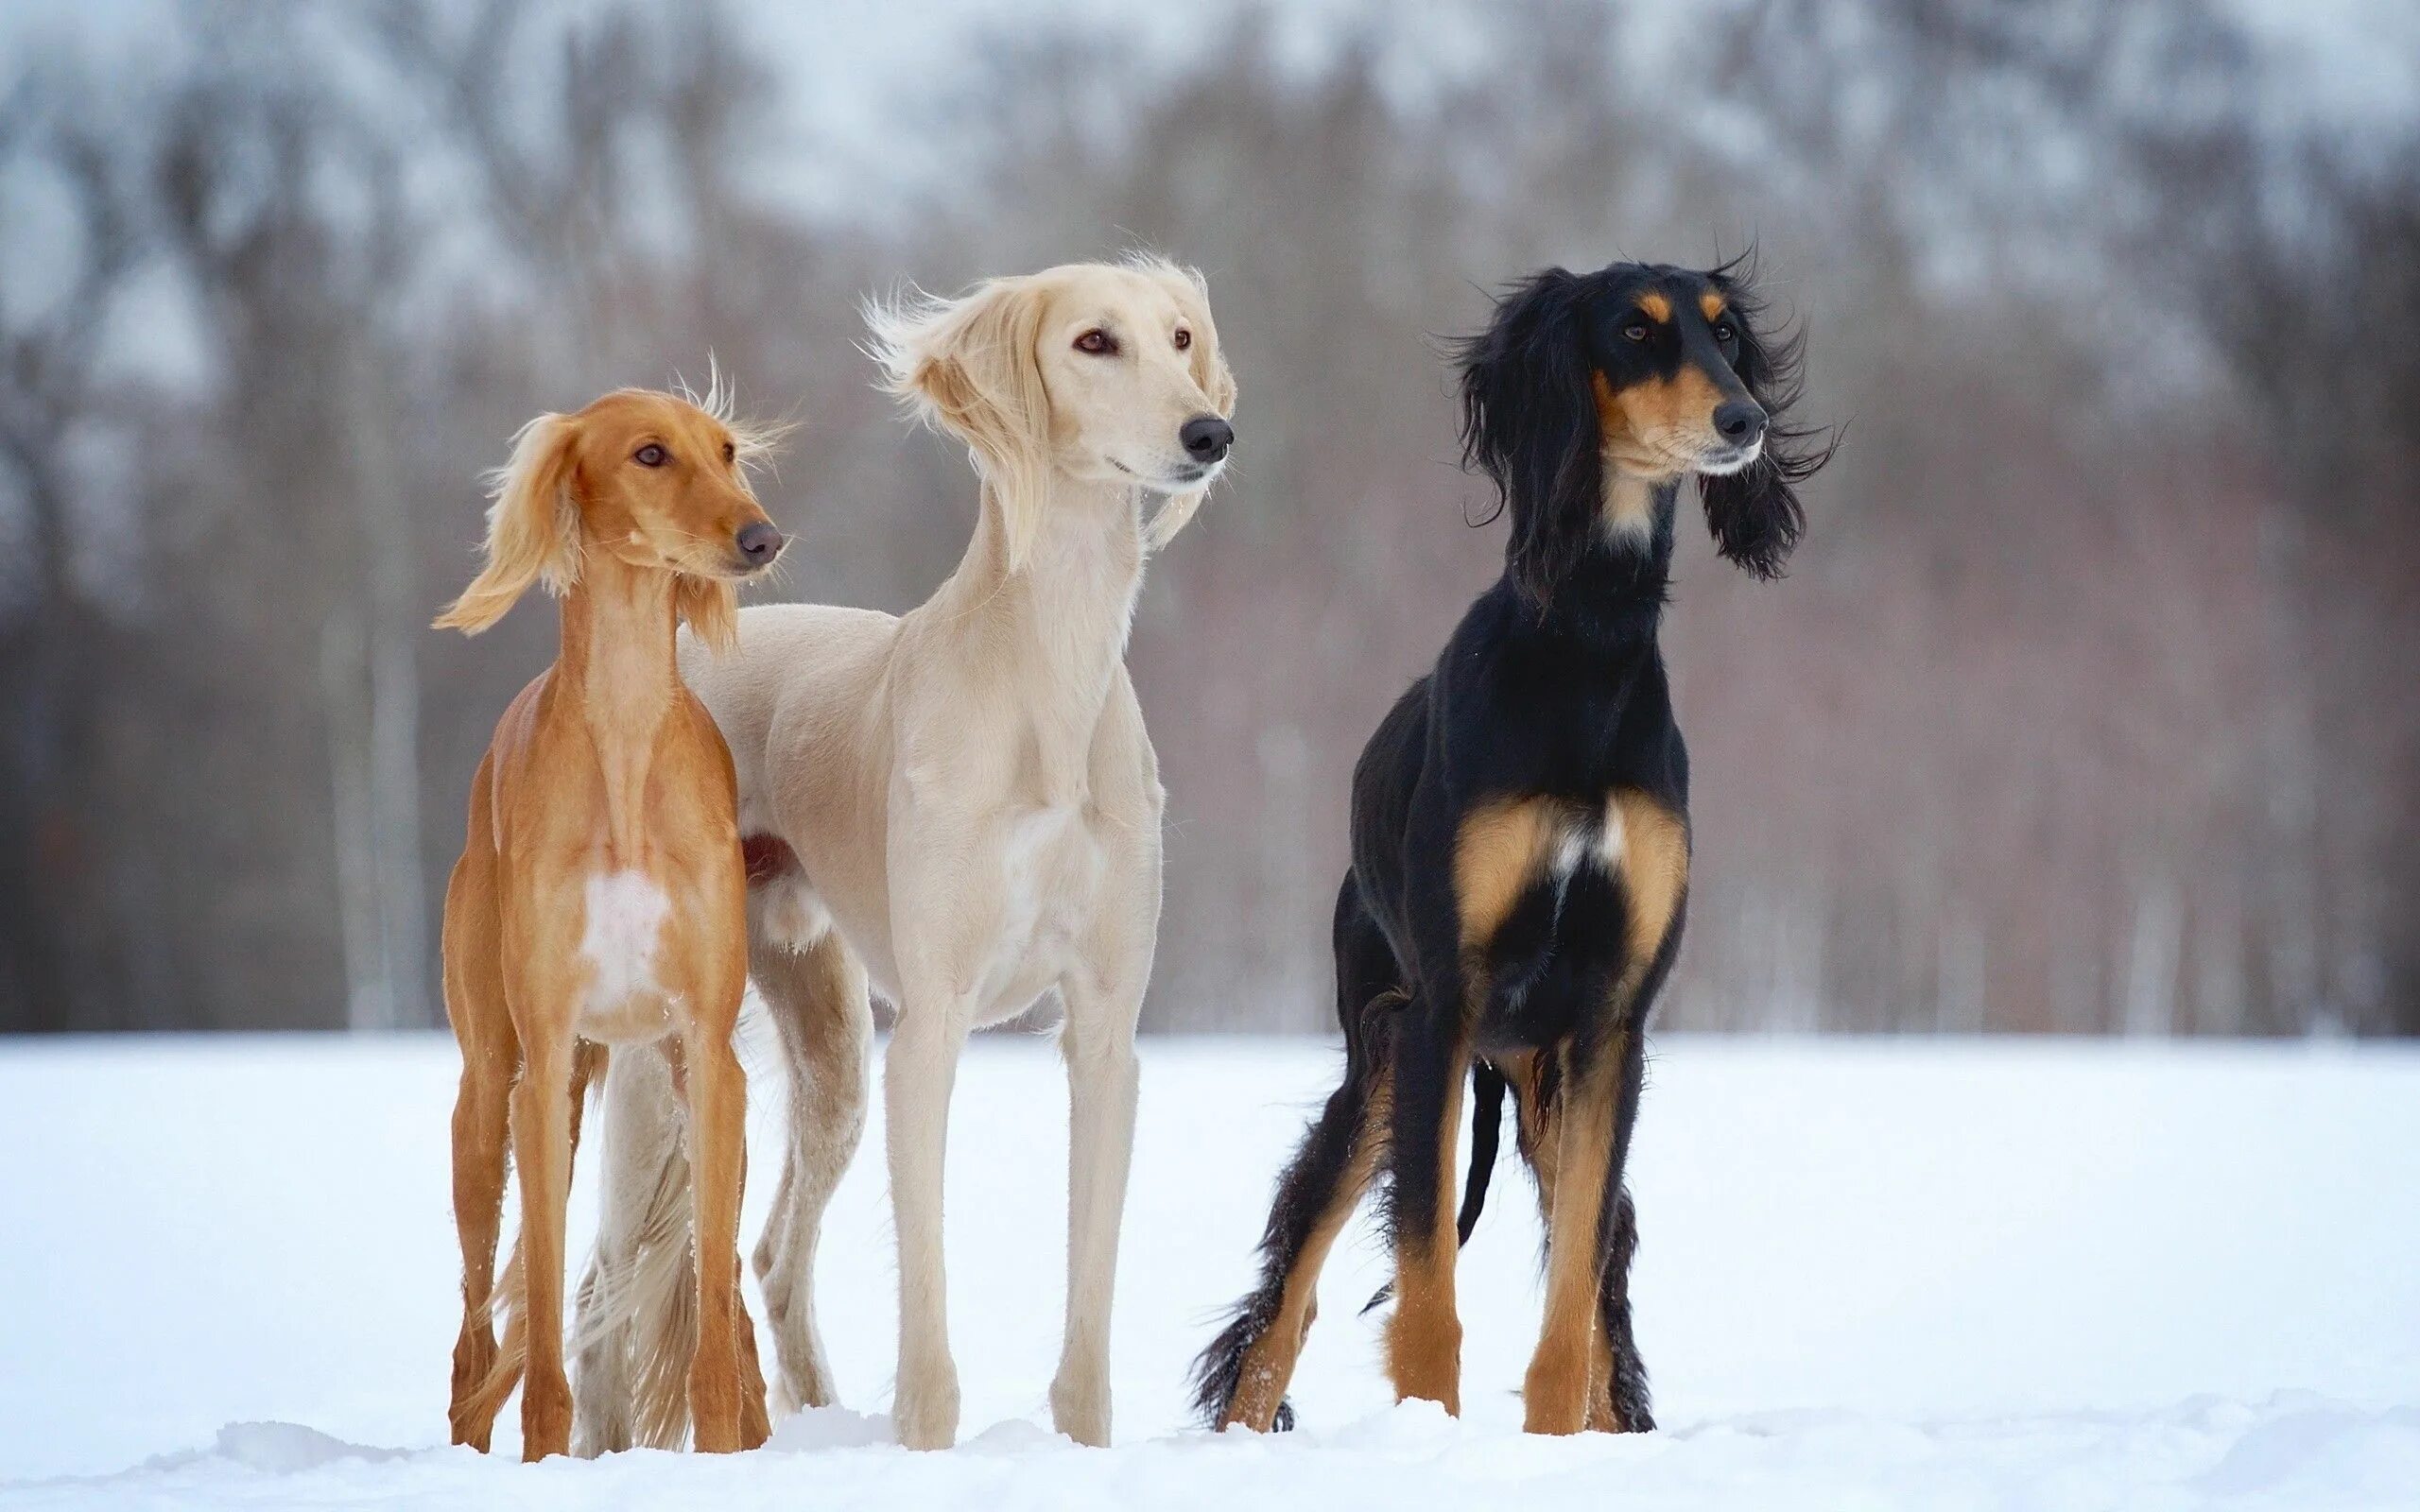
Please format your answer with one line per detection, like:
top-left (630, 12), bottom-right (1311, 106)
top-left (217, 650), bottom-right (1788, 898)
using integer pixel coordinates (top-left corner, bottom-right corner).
top-left (1147, 262), bottom-right (1237, 552)
top-left (1697, 266), bottom-right (1832, 579)
top-left (869, 277), bottom-right (1053, 572)
top-left (434, 413), bottom-right (582, 634)
top-left (675, 576), bottom-right (739, 653)
top-left (1460, 268), bottom-right (1602, 612)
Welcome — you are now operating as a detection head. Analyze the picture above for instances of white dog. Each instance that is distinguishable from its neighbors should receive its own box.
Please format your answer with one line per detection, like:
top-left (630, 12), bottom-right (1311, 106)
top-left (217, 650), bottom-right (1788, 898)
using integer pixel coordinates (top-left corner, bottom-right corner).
top-left (574, 257), bottom-right (1236, 1452)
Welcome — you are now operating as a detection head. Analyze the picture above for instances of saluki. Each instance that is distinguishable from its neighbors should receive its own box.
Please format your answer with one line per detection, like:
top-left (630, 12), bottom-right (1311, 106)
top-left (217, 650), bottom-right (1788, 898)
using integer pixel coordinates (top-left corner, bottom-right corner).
top-left (1194, 260), bottom-right (1829, 1435)
top-left (435, 386), bottom-right (786, 1460)
top-left (579, 258), bottom-right (1236, 1450)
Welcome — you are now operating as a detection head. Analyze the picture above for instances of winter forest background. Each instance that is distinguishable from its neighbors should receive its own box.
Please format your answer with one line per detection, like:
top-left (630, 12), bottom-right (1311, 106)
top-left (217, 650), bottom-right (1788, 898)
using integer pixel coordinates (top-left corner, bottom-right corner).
top-left (1, 0), bottom-right (2412, 1037)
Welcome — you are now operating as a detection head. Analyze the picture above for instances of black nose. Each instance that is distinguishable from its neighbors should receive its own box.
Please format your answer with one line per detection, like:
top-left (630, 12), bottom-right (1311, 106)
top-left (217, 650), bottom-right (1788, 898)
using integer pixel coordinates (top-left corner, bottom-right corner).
top-left (1714, 401), bottom-right (1767, 444)
top-left (735, 521), bottom-right (784, 565)
top-left (1179, 414), bottom-right (1234, 464)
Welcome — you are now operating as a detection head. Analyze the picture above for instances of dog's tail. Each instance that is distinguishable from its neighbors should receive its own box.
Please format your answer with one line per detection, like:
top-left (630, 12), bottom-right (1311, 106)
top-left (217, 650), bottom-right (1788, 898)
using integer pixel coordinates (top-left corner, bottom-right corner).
top-left (456, 1231), bottom-right (529, 1439)
top-left (1358, 1059), bottom-right (1505, 1315)
top-left (570, 1046), bottom-right (700, 1454)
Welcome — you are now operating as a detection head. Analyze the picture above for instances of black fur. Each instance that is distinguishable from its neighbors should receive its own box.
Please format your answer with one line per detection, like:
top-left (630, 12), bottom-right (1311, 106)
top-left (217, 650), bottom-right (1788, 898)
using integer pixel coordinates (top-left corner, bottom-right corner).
top-left (1192, 261), bottom-right (1828, 1434)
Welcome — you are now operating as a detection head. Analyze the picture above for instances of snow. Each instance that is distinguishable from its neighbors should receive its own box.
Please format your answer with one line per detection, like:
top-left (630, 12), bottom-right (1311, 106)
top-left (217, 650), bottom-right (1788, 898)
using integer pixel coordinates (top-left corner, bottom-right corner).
top-left (1, 1032), bottom-right (2415, 1510)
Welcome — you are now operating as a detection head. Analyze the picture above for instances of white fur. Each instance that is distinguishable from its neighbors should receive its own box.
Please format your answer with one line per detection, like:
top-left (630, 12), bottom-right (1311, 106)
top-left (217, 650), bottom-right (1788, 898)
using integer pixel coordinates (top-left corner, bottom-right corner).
top-left (581, 260), bottom-right (1235, 1452)
top-left (578, 871), bottom-right (673, 1040)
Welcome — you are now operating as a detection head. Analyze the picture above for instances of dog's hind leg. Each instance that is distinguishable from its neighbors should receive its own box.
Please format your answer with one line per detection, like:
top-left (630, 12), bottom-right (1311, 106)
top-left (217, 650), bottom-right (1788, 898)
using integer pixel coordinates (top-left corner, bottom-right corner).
top-left (1193, 878), bottom-right (1398, 1432)
top-left (573, 1043), bottom-right (675, 1456)
top-left (750, 929), bottom-right (873, 1417)
top-left (442, 841), bottom-right (515, 1452)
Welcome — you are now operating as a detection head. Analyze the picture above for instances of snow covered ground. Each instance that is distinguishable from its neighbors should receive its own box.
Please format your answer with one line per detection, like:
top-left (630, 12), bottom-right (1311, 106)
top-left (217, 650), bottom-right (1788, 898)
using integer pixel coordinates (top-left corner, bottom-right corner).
top-left (0, 1031), bottom-right (2414, 1510)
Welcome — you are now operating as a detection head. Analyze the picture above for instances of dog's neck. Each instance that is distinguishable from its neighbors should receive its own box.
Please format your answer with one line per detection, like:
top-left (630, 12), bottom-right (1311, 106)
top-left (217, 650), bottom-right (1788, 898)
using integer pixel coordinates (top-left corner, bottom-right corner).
top-left (928, 471), bottom-right (1146, 766)
top-left (1530, 470), bottom-right (1682, 651)
top-left (557, 550), bottom-right (683, 854)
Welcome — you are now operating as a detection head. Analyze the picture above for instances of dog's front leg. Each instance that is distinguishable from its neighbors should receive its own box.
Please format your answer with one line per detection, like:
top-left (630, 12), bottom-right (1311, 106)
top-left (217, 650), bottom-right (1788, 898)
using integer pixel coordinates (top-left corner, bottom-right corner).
top-left (509, 1010), bottom-right (579, 1461)
top-left (1051, 963), bottom-right (1145, 1448)
top-left (886, 985), bottom-right (972, 1450)
top-left (1384, 996), bottom-right (1472, 1416)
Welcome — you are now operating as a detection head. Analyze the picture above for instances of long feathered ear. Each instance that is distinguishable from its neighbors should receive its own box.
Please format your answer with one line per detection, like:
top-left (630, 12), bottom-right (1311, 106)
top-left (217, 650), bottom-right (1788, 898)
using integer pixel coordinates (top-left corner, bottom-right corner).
top-left (434, 413), bottom-right (582, 633)
top-left (1699, 261), bottom-right (1834, 579)
top-left (1459, 268), bottom-right (1602, 612)
top-left (866, 276), bottom-right (1052, 572)
top-left (1144, 258), bottom-right (1237, 551)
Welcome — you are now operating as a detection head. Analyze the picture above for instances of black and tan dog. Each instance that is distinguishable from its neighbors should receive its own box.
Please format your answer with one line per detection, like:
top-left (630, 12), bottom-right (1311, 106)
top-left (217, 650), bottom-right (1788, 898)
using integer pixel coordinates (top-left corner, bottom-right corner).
top-left (1193, 260), bottom-right (1829, 1435)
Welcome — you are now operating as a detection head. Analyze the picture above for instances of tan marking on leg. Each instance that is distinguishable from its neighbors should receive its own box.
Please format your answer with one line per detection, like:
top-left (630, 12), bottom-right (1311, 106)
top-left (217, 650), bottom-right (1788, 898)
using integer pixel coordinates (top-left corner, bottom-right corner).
top-left (1455, 798), bottom-right (1566, 951)
top-left (1503, 1051), bottom-right (1613, 1431)
top-left (1523, 1039), bottom-right (1619, 1435)
top-left (1586, 1319), bottom-right (1620, 1433)
top-left (1223, 1078), bottom-right (1392, 1430)
top-left (1386, 1057), bottom-right (1469, 1414)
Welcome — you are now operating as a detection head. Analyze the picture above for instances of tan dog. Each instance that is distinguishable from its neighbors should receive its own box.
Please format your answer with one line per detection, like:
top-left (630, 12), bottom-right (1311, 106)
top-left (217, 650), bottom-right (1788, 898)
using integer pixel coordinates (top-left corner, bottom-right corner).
top-left (579, 258), bottom-right (1236, 1450)
top-left (435, 387), bottom-right (786, 1461)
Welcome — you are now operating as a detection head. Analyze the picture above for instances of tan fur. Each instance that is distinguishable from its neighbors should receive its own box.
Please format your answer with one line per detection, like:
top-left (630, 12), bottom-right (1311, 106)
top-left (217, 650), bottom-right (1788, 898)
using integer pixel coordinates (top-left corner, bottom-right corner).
top-left (1521, 1036), bottom-right (1623, 1435)
top-left (1454, 798), bottom-right (1568, 950)
top-left (1700, 290), bottom-right (1726, 321)
top-left (1386, 1048), bottom-right (1470, 1415)
top-left (1609, 790), bottom-right (1689, 1008)
top-left (1499, 1052), bottom-right (1623, 1433)
top-left (1220, 1075), bottom-right (1392, 1431)
top-left (1593, 367), bottom-right (1732, 481)
top-left (589, 259), bottom-right (1236, 1451)
top-left (439, 389), bottom-right (785, 1461)
top-left (1636, 291), bottom-right (1672, 322)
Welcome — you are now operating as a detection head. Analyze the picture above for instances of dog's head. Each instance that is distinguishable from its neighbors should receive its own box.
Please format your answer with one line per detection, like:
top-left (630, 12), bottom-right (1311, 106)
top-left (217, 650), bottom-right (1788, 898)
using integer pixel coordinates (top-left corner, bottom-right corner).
top-left (433, 386), bottom-right (786, 649)
top-left (870, 255), bottom-right (1238, 568)
top-left (1460, 259), bottom-right (1831, 610)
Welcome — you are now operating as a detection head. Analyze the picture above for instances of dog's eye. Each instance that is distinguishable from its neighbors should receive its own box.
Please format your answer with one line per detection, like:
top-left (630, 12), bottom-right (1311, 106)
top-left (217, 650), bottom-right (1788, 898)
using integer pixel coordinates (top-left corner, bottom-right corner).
top-left (1714, 321), bottom-right (1737, 345)
top-left (634, 444), bottom-right (668, 467)
top-left (1074, 329), bottom-right (1117, 355)
top-left (1173, 328), bottom-right (1192, 351)
top-left (1622, 322), bottom-right (1650, 343)
top-left (722, 440), bottom-right (737, 463)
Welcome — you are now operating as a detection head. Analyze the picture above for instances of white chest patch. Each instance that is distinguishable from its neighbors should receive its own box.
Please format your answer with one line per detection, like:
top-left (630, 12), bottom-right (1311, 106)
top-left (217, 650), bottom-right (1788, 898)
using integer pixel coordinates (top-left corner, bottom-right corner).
top-left (1551, 799), bottom-right (1628, 880)
top-left (580, 870), bottom-right (672, 1008)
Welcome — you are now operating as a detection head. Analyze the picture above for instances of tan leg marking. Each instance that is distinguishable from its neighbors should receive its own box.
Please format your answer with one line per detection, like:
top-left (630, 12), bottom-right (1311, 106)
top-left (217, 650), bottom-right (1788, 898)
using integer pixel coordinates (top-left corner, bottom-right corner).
top-left (1523, 1038), bottom-right (1619, 1435)
top-left (1222, 1078), bottom-right (1392, 1431)
top-left (1386, 1057), bottom-right (1469, 1414)
top-left (1501, 1054), bottom-right (1619, 1431)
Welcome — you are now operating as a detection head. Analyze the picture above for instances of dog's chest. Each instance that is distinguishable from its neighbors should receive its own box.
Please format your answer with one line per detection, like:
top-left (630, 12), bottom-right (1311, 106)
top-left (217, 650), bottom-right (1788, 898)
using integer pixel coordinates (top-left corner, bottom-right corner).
top-left (576, 868), bottom-right (679, 1041)
top-left (976, 804), bottom-right (1106, 1011)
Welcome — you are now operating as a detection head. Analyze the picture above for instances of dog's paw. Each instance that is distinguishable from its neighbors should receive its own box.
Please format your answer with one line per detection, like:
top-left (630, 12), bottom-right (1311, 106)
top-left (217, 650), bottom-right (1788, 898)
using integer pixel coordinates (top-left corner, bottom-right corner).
top-left (893, 1361), bottom-right (961, 1451)
top-left (1049, 1366), bottom-right (1111, 1448)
